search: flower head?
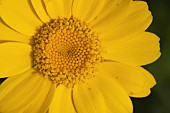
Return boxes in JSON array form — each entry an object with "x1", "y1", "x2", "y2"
[
  {"x1": 0, "y1": 0, "x2": 160, "y2": 113},
  {"x1": 32, "y1": 17, "x2": 102, "y2": 87}
]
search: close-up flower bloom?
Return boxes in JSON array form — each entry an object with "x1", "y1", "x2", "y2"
[{"x1": 0, "y1": 0, "x2": 161, "y2": 113}]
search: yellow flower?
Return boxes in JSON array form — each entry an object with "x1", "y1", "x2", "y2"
[{"x1": 0, "y1": 0, "x2": 160, "y2": 113}]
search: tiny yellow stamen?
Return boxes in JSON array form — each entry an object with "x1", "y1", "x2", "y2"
[{"x1": 33, "y1": 17, "x2": 102, "y2": 87}]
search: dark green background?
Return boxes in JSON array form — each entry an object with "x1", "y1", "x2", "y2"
[
  {"x1": 0, "y1": 1, "x2": 169, "y2": 113},
  {"x1": 132, "y1": 0, "x2": 170, "y2": 113}
]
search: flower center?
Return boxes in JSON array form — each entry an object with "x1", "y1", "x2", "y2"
[{"x1": 33, "y1": 17, "x2": 102, "y2": 87}]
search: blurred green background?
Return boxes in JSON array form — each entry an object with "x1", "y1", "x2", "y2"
[
  {"x1": 0, "y1": 1, "x2": 169, "y2": 113},
  {"x1": 132, "y1": 0, "x2": 170, "y2": 113}
]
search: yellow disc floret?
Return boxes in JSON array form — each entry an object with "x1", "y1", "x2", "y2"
[{"x1": 33, "y1": 17, "x2": 102, "y2": 87}]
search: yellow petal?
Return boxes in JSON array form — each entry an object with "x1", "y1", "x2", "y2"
[
  {"x1": 94, "y1": 1, "x2": 152, "y2": 42},
  {"x1": 103, "y1": 32, "x2": 161, "y2": 66},
  {"x1": 0, "y1": 19, "x2": 31, "y2": 44},
  {"x1": 0, "y1": 0, "x2": 42, "y2": 36},
  {"x1": 94, "y1": 73, "x2": 133, "y2": 113},
  {"x1": 0, "y1": 69, "x2": 55, "y2": 113},
  {"x1": 31, "y1": 0, "x2": 51, "y2": 23},
  {"x1": 0, "y1": 42, "x2": 32, "y2": 78},
  {"x1": 72, "y1": 0, "x2": 106, "y2": 22},
  {"x1": 98, "y1": 62, "x2": 156, "y2": 97},
  {"x1": 91, "y1": 0, "x2": 131, "y2": 26},
  {"x1": 24, "y1": 80, "x2": 55, "y2": 113},
  {"x1": 73, "y1": 81, "x2": 106, "y2": 113},
  {"x1": 43, "y1": 0, "x2": 73, "y2": 19},
  {"x1": 49, "y1": 85, "x2": 76, "y2": 113}
]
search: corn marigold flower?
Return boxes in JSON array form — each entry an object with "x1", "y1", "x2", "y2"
[{"x1": 0, "y1": 0, "x2": 160, "y2": 113}]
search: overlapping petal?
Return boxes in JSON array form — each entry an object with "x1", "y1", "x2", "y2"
[
  {"x1": 93, "y1": 1, "x2": 152, "y2": 42},
  {"x1": 0, "y1": 69, "x2": 55, "y2": 113},
  {"x1": 103, "y1": 32, "x2": 160, "y2": 66},
  {"x1": 43, "y1": 0, "x2": 73, "y2": 19},
  {"x1": 31, "y1": 0, "x2": 51, "y2": 23},
  {"x1": 72, "y1": 0, "x2": 106, "y2": 22},
  {"x1": 94, "y1": 73, "x2": 133, "y2": 113},
  {"x1": 98, "y1": 62, "x2": 156, "y2": 97},
  {"x1": 73, "y1": 81, "x2": 106, "y2": 113},
  {"x1": 91, "y1": 0, "x2": 131, "y2": 26},
  {"x1": 0, "y1": 42, "x2": 32, "y2": 78},
  {"x1": 48, "y1": 85, "x2": 76, "y2": 113},
  {"x1": 0, "y1": 0, "x2": 42, "y2": 36},
  {"x1": 0, "y1": 19, "x2": 31, "y2": 44}
]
